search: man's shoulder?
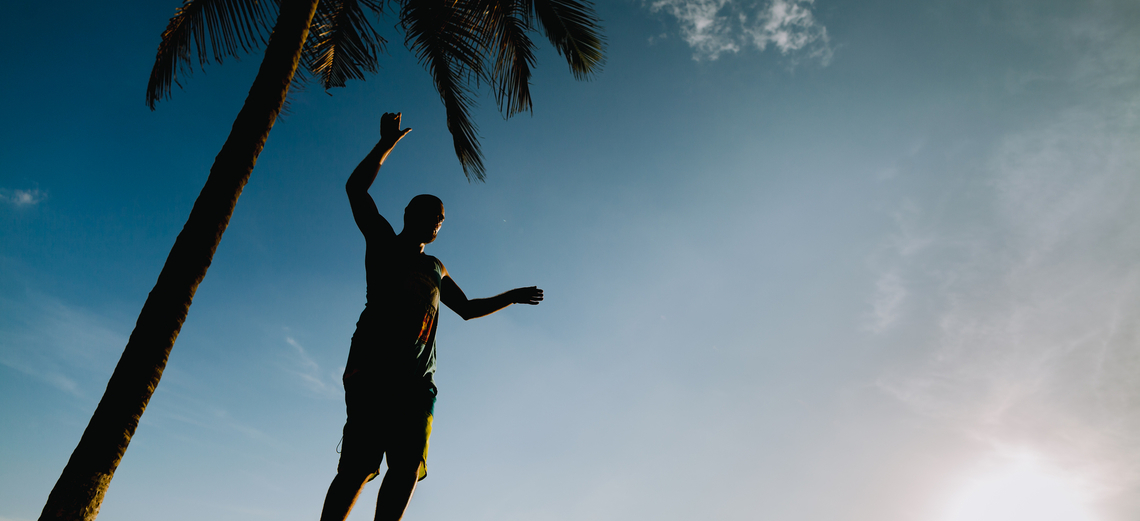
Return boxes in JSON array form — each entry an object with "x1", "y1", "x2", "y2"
[{"x1": 425, "y1": 255, "x2": 447, "y2": 275}]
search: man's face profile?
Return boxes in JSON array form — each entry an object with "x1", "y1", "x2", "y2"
[{"x1": 404, "y1": 195, "x2": 445, "y2": 244}]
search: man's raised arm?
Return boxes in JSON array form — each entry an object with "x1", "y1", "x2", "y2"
[
  {"x1": 441, "y1": 275, "x2": 544, "y2": 321},
  {"x1": 346, "y1": 112, "x2": 412, "y2": 237}
]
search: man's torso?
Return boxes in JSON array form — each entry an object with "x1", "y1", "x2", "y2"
[{"x1": 344, "y1": 247, "x2": 443, "y2": 388}]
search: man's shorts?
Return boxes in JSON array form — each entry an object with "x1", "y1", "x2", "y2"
[{"x1": 339, "y1": 380, "x2": 436, "y2": 481}]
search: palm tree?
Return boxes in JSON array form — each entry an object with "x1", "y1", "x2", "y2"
[{"x1": 38, "y1": 1, "x2": 603, "y2": 519}]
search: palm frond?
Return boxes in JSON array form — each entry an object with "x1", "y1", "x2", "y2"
[
  {"x1": 476, "y1": 0, "x2": 537, "y2": 118},
  {"x1": 147, "y1": 0, "x2": 276, "y2": 109},
  {"x1": 402, "y1": 0, "x2": 489, "y2": 180},
  {"x1": 303, "y1": 0, "x2": 387, "y2": 90},
  {"x1": 278, "y1": 67, "x2": 309, "y2": 118},
  {"x1": 530, "y1": 0, "x2": 604, "y2": 80}
]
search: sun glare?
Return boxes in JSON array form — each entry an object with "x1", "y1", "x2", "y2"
[{"x1": 941, "y1": 452, "x2": 1098, "y2": 521}]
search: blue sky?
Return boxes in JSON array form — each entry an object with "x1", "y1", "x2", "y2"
[{"x1": 2, "y1": 1, "x2": 1139, "y2": 520}]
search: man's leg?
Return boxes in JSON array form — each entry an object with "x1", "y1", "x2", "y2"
[
  {"x1": 373, "y1": 457, "x2": 423, "y2": 521},
  {"x1": 320, "y1": 469, "x2": 379, "y2": 521}
]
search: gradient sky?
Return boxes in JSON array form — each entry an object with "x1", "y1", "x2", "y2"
[{"x1": 2, "y1": 1, "x2": 1138, "y2": 520}]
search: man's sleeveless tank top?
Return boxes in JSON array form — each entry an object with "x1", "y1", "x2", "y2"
[{"x1": 344, "y1": 247, "x2": 441, "y2": 388}]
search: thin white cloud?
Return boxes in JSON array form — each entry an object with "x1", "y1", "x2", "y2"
[
  {"x1": 650, "y1": 0, "x2": 738, "y2": 58},
  {"x1": 867, "y1": 11, "x2": 1140, "y2": 511},
  {"x1": 0, "y1": 288, "x2": 126, "y2": 398},
  {"x1": 866, "y1": 272, "x2": 906, "y2": 333},
  {"x1": 648, "y1": 0, "x2": 832, "y2": 62},
  {"x1": 887, "y1": 200, "x2": 934, "y2": 258},
  {"x1": 877, "y1": 99, "x2": 1140, "y2": 505},
  {"x1": 283, "y1": 335, "x2": 342, "y2": 398},
  {"x1": 140, "y1": 380, "x2": 292, "y2": 451},
  {"x1": 0, "y1": 188, "x2": 45, "y2": 207},
  {"x1": 864, "y1": 201, "x2": 930, "y2": 333}
]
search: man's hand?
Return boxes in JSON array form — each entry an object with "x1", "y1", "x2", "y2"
[
  {"x1": 345, "y1": 112, "x2": 412, "y2": 231},
  {"x1": 507, "y1": 286, "x2": 544, "y2": 305},
  {"x1": 380, "y1": 112, "x2": 412, "y2": 145}
]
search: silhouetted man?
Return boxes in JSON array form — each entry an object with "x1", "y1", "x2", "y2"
[{"x1": 319, "y1": 112, "x2": 543, "y2": 521}]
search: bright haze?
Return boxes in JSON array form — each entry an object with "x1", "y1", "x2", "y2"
[{"x1": 2, "y1": 1, "x2": 1138, "y2": 520}]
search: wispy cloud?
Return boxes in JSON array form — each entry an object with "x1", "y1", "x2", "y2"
[
  {"x1": 862, "y1": 11, "x2": 1140, "y2": 511},
  {"x1": 0, "y1": 188, "x2": 45, "y2": 207},
  {"x1": 0, "y1": 286, "x2": 126, "y2": 398},
  {"x1": 865, "y1": 272, "x2": 906, "y2": 333},
  {"x1": 283, "y1": 334, "x2": 342, "y2": 398},
  {"x1": 648, "y1": 0, "x2": 832, "y2": 63},
  {"x1": 864, "y1": 201, "x2": 931, "y2": 333},
  {"x1": 876, "y1": 99, "x2": 1140, "y2": 502},
  {"x1": 141, "y1": 378, "x2": 291, "y2": 452}
]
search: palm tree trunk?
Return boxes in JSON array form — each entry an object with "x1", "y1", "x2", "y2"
[{"x1": 38, "y1": 1, "x2": 319, "y2": 519}]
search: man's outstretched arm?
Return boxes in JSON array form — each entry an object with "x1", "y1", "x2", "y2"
[
  {"x1": 346, "y1": 112, "x2": 411, "y2": 237},
  {"x1": 441, "y1": 275, "x2": 543, "y2": 321}
]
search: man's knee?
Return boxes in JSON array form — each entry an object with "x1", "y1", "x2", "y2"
[
  {"x1": 384, "y1": 454, "x2": 423, "y2": 478},
  {"x1": 337, "y1": 465, "x2": 380, "y2": 484}
]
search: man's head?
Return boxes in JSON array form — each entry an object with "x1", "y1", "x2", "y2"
[{"x1": 402, "y1": 194, "x2": 445, "y2": 244}]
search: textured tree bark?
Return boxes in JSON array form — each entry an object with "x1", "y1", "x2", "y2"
[{"x1": 38, "y1": 1, "x2": 319, "y2": 519}]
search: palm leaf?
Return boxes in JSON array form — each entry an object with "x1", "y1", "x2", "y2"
[
  {"x1": 303, "y1": 0, "x2": 388, "y2": 90},
  {"x1": 402, "y1": 0, "x2": 489, "y2": 180},
  {"x1": 530, "y1": 0, "x2": 604, "y2": 80},
  {"x1": 147, "y1": 0, "x2": 276, "y2": 109},
  {"x1": 475, "y1": 0, "x2": 537, "y2": 118}
]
